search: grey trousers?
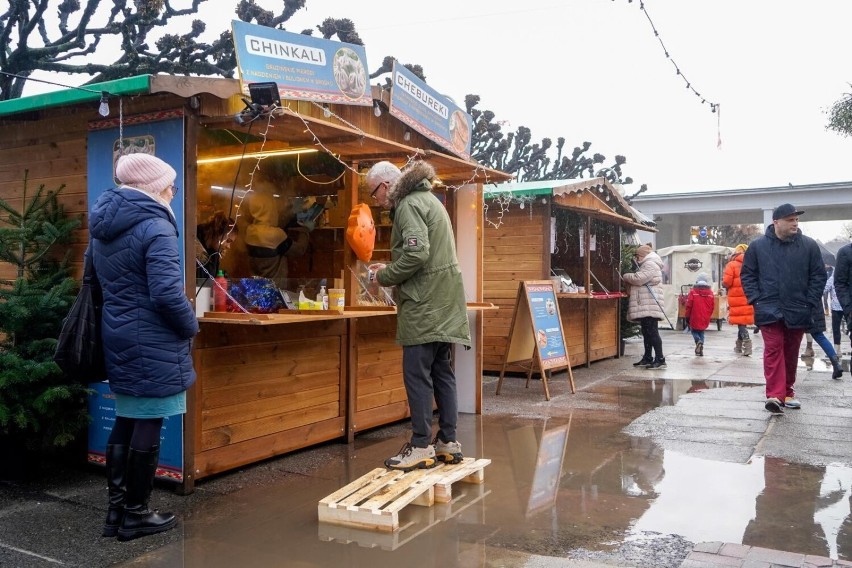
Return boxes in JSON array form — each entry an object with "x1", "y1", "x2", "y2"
[{"x1": 402, "y1": 342, "x2": 458, "y2": 448}]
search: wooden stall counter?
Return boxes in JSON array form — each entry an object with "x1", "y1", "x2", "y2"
[{"x1": 189, "y1": 302, "x2": 495, "y2": 490}]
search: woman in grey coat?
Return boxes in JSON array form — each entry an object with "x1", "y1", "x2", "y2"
[{"x1": 622, "y1": 244, "x2": 667, "y2": 369}]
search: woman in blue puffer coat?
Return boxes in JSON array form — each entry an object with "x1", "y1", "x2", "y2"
[{"x1": 89, "y1": 153, "x2": 198, "y2": 541}]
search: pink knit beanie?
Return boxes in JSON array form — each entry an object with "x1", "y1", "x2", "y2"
[{"x1": 115, "y1": 154, "x2": 176, "y2": 194}]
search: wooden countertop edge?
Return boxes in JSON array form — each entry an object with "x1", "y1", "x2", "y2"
[{"x1": 198, "y1": 302, "x2": 497, "y2": 324}]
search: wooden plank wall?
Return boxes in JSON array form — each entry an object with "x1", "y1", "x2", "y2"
[
  {"x1": 351, "y1": 315, "x2": 408, "y2": 433},
  {"x1": 0, "y1": 107, "x2": 89, "y2": 282},
  {"x1": 483, "y1": 201, "x2": 548, "y2": 372},
  {"x1": 589, "y1": 299, "x2": 619, "y2": 361},
  {"x1": 558, "y1": 298, "x2": 588, "y2": 367},
  {"x1": 192, "y1": 320, "x2": 347, "y2": 479},
  {"x1": 0, "y1": 93, "x2": 190, "y2": 281}
]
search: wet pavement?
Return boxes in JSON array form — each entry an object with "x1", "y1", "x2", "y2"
[{"x1": 2, "y1": 324, "x2": 852, "y2": 567}]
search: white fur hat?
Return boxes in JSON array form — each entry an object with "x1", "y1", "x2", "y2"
[{"x1": 115, "y1": 154, "x2": 176, "y2": 194}]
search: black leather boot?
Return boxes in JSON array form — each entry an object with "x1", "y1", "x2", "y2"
[
  {"x1": 102, "y1": 444, "x2": 129, "y2": 537},
  {"x1": 117, "y1": 446, "x2": 176, "y2": 541},
  {"x1": 830, "y1": 355, "x2": 844, "y2": 379}
]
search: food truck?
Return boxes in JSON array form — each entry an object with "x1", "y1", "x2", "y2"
[
  {"x1": 654, "y1": 244, "x2": 733, "y2": 331},
  {"x1": 0, "y1": 24, "x2": 511, "y2": 492}
]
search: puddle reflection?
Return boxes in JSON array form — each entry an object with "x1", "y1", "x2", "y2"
[{"x1": 118, "y1": 378, "x2": 852, "y2": 566}]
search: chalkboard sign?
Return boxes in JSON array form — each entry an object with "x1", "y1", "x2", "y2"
[{"x1": 496, "y1": 280, "x2": 575, "y2": 400}]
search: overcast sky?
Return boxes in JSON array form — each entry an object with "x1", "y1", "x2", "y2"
[{"x1": 23, "y1": 0, "x2": 852, "y2": 239}]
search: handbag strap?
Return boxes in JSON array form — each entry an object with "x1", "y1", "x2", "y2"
[{"x1": 83, "y1": 240, "x2": 103, "y2": 302}]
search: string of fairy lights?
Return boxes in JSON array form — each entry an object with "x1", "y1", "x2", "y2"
[{"x1": 626, "y1": 0, "x2": 720, "y2": 116}]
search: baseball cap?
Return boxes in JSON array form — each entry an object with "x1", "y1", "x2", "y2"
[{"x1": 772, "y1": 203, "x2": 804, "y2": 220}]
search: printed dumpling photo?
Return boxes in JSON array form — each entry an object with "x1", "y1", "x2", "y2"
[{"x1": 333, "y1": 48, "x2": 367, "y2": 99}]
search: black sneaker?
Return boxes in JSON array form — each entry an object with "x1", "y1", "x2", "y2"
[
  {"x1": 764, "y1": 397, "x2": 784, "y2": 414},
  {"x1": 633, "y1": 357, "x2": 653, "y2": 368},
  {"x1": 648, "y1": 358, "x2": 667, "y2": 369}
]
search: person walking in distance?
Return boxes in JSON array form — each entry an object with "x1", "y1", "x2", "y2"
[
  {"x1": 685, "y1": 273, "x2": 715, "y2": 356},
  {"x1": 622, "y1": 243, "x2": 667, "y2": 369},
  {"x1": 833, "y1": 241, "x2": 852, "y2": 356},
  {"x1": 90, "y1": 154, "x2": 199, "y2": 540},
  {"x1": 366, "y1": 160, "x2": 470, "y2": 471},
  {"x1": 740, "y1": 204, "x2": 826, "y2": 414},
  {"x1": 723, "y1": 243, "x2": 755, "y2": 356},
  {"x1": 824, "y1": 268, "x2": 845, "y2": 378}
]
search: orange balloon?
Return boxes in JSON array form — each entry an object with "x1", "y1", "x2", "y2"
[{"x1": 346, "y1": 203, "x2": 376, "y2": 262}]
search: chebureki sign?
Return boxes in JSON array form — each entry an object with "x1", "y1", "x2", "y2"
[
  {"x1": 389, "y1": 61, "x2": 473, "y2": 160},
  {"x1": 232, "y1": 20, "x2": 371, "y2": 106}
]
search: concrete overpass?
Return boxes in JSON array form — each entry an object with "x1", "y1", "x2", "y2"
[{"x1": 631, "y1": 181, "x2": 852, "y2": 248}]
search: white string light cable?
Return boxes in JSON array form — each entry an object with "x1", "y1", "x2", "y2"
[{"x1": 483, "y1": 192, "x2": 513, "y2": 229}]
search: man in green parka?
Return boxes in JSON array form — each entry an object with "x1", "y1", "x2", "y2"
[{"x1": 367, "y1": 160, "x2": 471, "y2": 471}]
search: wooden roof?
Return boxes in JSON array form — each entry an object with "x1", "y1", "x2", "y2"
[
  {"x1": 486, "y1": 176, "x2": 656, "y2": 231},
  {"x1": 0, "y1": 75, "x2": 510, "y2": 186}
]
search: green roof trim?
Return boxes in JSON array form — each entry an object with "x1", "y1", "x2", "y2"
[
  {"x1": 483, "y1": 186, "x2": 552, "y2": 198},
  {"x1": 483, "y1": 178, "x2": 572, "y2": 198},
  {"x1": 0, "y1": 75, "x2": 153, "y2": 117}
]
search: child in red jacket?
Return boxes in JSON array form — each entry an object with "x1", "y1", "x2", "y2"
[{"x1": 685, "y1": 273, "x2": 716, "y2": 356}]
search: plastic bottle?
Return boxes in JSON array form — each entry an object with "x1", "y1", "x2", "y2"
[
  {"x1": 317, "y1": 287, "x2": 328, "y2": 310},
  {"x1": 317, "y1": 279, "x2": 328, "y2": 310},
  {"x1": 214, "y1": 270, "x2": 228, "y2": 312}
]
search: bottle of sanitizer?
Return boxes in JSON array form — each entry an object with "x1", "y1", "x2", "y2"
[{"x1": 317, "y1": 279, "x2": 328, "y2": 310}]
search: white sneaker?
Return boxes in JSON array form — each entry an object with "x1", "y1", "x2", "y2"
[
  {"x1": 433, "y1": 438, "x2": 464, "y2": 464},
  {"x1": 384, "y1": 443, "x2": 437, "y2": 471}
]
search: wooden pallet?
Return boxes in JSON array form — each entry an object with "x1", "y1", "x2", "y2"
[{"x1": 317, "y1": 457, "x2": 491, "y2": 532}]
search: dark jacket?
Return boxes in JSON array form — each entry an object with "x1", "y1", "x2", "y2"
[
  {"x1": 89, "y1": 187, "x2": 199, "y2": 397},
  {"x1": 740, "y1": 225, "x2": 826, "y2": 329},
  {"x1": 834, "y1": 244, "x2": 852, "y2": 317},
  {"x1": 376, "y1": 162, "x2": 470, "y2": 347}
]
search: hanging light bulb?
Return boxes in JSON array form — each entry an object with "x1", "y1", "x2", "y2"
[
  {"x1": 403, "y1": 130, "x2": 411, "y2": 141},
  {"x1": 98, "y1": 91, "x2": 110, "y2": 117},
  {"x1": 373, "y1": 102, "x2": 382, "y2": 117},
  {"x1": 323, "y1": 104, "x2": 331, "y2": 118}
]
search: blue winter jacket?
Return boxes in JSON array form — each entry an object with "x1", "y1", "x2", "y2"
[
  {"x1": 88, "y1": 187, "x2": 199, "y2": 397},
  {"x1": 740, "y1": 225, "x2": 826, "y2": 329}
]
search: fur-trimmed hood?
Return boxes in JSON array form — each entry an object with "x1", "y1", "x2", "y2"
[{"x1": 387, "y1": 161, "x2": 437, "y2": 209}]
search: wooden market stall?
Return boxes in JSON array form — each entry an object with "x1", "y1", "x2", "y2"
[
  {"x1": 0, "y1": 73, "x2": 510, "y2": 492},
  {"x1": 482, "y1": 178, "x2": 655, "y2": 373}
]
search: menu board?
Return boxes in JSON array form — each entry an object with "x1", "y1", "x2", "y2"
[
  {"x1": 497, "y1": 281, "x2": 575, "y2": 400},
  {"x1": 504, "y1": 281, "x2": 568, "y2": 370}
]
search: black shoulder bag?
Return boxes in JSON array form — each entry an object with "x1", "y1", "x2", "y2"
[{"x1": 53, "y1": 247, "x2": 106, "y2": 383}]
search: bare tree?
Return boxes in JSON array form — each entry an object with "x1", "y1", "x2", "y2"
[
  {"x1": 693, "y1": 224, "x2": 762, "y2": 247},
  {"x1": 464, "y1": 94, "x2": 643, "y2": 186},
  {"x1": 0, "y1": 0, "x2": 314, "y2": 100},
  {"x1": 1, "y1": 3, "x2": 643, "y2": 188}
]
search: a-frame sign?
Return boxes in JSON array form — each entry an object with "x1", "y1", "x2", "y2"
[{"x1": 496, "y1": 280, "x2": 575, "y2": 400}]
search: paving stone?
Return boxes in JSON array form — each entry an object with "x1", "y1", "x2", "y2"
[
  {"x1": 802, "y1": 555, "x2": 834, "y2": 567},
  {"x1": 720, "y1": 543, "x2": 752, "y2": 559},
  {"x1": 746, "y1": 546, "x2": 806, "y2": 566},
  {"x1": 740, "y1": 560, "x2": 772, "y2": 568},
  {"x1": 687, "y1": 551, "x2": 744, "y2": 566},
  {"x1": 693, "y1": 542, "x2": 726, "y2": 554},
  {"x1": 680, "y1": 559, "x2": 725, "y2": 568}
]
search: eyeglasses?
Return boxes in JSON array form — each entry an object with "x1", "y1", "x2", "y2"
[
  {"x1": 169, "y1": 184, "x2": 179, "y2": 195},
  {"x1": 370, "y1": 181, "x2": 386, "y2": 199}
]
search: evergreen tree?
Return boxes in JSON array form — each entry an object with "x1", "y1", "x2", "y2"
[{"x1": 0, "y1": 172, "x2": 90, "y2": 450}]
